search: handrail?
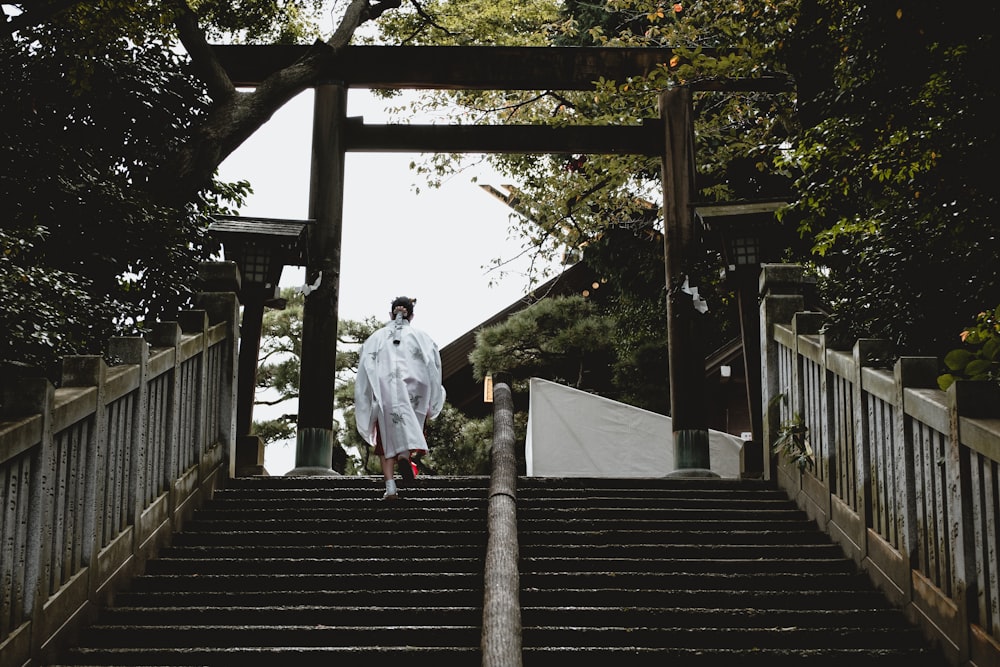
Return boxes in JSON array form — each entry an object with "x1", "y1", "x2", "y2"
[
  {"x1": 0, "y1": 286, "x2": 239, "y2": 666},
  {"x1": 481, "y1": 373, "x2": 522, "y2": 666},
  {"x1": 759, "y1": 263, "x2": 1000, "y2": 667}
]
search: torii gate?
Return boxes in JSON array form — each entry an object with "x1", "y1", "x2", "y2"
[{"x1": 213, "y1": 45, "x2": 789, "y2": 476}]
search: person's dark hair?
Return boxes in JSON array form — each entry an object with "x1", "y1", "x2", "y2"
[{"x1": 390, "y1": 296, "x2": 415, "y2": 319}]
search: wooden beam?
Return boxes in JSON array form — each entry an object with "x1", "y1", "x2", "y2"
[
  {"x1": 213, "y1": 45, "x2": 682, "y2": 89},
  {"x1": 342, "y1": 119, "x2": 663, "y2": 155}
]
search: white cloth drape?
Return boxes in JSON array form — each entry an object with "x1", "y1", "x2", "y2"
[
  {"x1": 526, "y1": 377, "x2": 744, "y2": 477},
  {"x1": 354, "y1": 318, "x2": 445, "y2": 459}
]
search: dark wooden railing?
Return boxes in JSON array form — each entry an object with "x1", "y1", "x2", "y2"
[
  {"x1": 0, "y1": 285, "x2": 238, "y2": 666},
  {"x1": 482, "y1": 373, "x2": 522, "y2": 666},
  {"x1": 760, "y1": 264, "x2": 1000, "y2": 667}
]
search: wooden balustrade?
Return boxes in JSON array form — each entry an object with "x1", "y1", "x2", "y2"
[
  {"x1": 760, "y1": 263, "x2": 1000, "y2": 666},
  {"x1": 0, "y1": 277, "x2": 239, "y2": 666}
]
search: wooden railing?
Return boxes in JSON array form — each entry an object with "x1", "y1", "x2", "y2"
[
  {"x1": 482, "y1": 373, "x2": 522, "y2": 666},
  {"x1": 0, "y1": 286, "x2": 239, "y2": 666},
  {"x1": 759, "y1": 264, "x2": 1000, "y2": 667}
]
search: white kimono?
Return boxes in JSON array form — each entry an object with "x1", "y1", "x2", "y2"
[{"x1": 354, "y1": 317, "x2": 445, "y2": 459}]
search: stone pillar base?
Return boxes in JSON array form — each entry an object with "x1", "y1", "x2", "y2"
[{"x1": 286, "y1": 427, "x2": 338, "y2": 476}]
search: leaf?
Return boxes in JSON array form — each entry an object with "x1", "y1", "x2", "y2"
[
  {"x1": 943, "y1": 348, "x2": 974, "y2": 372},
  {"x1": 965, "y1": 359, "x2": 994, "y2": 377},
  {"x1": 937, "y1": 374, "x2": 956, "y2": 391}
]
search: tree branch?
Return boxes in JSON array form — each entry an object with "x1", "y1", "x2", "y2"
[
  {"x1": 170, "y1": 0, "x2": 235, "y2": 103},
  {"x1": 166, "y1": 0, "x2": 406, "y2": 201},
  {"x1": 328, "y1": 0, "x2": 402, "y2": 49},
  {"x1": 409, "y1": 0, "x2": 457, "y2": 37},
  {"x1": 255, "y1": 396, "x2": 299, "y2": 407}
]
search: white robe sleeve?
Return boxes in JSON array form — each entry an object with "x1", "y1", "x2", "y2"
[
  {"x1": 424, "y1": 335, "x2": 445, "y2": 421},
  {"x1": 353, "y1": 332, "x2": 382, "y2": 446}
]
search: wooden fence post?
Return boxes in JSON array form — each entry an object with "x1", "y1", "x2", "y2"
[
  {"x1": 758, "y1": 264, "x2": 806, "y2": 483},
  {"x1": 107, "y1": 337, "x2": 150, "y2": 557},
  {"x1": 59, "y1": 357, "x2": 108, "y2": 593},
  {"x1": 1, "y1": 378, "x2": 56, "y2": 662},
  {"x1": 946, "y1": 381, "x2": 1000, "y2": 663},
  {"x1": 194, "y1": 282, "x2": 240, "y2": 479},
  {"x1": 885, "y1": 356, "x2": 939, "y2": 606}
]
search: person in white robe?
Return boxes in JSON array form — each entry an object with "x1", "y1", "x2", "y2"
[{"x1": 354, "y1": 296, "x2": 445, "y2": 500}]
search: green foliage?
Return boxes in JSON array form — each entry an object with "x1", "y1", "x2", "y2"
[
  {"x1": 252, "y1": 415, "x2": 298, "y2": 448},
  {"x1": 1, "y1": 8, "x2": 248, "y2": 375},
  {"x1": 580, "y1": 223, "x2": 739, "y2": 413},
  {"x1": 379, "y1": 0, "x2": 798, "y2": 232},
  {"x1": 772, "y1": 413, "x2": 814, "y2": 472},
  {"x1": 767, "y1": 393, "x2": 813, "y2": 471},
  {"x1": 938, "y1": 306, "x2": 1000, "y2": 390},
  {"x1": 253, "y1": 290, "x2": 379, "y2": 448},
  {"x1": 470, "y1": 295, "x2": 617, "y2": 393},
  {"x1": 372, "y1": 0, "x2": 558, "y2": 46},
  {"x1": 422, "y1": 405, "x2": 495, "y2": 476},
  {"x1": 778, "y1": 1, "x2": 999, "y2": 355},
  {"x1": 189, "y1": 0, "x2": 328, "y2": 43},
  {"x1": 255, "y1": 289, "x2": 305, "y2": 403},
  {"x1": 0, "y1": 227, "x2": 115, "y2": 374}
]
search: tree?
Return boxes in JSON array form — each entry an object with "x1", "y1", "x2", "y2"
[
  {"x1": 375, "y1": 0, "x2": 801, "y2": 285},
  {"x1": 1, "y1": 0, "x2": 406, "y2": 375},
  {"x1": 382, "y1": 0, "x2": 998, "y2": 364},
  {"x1": 579, "y1": 222, "x2": 740, "y2": 414},
  {"x1": 251, "y1": 288, "x2": 380, "y2": 469},
  {"x1": 1, "y1": 4, "x2": 251, "y2": 374},
  {"x1": 775, "y1": 1, "x2": 999, "y2": 355},
  {"x1": 419, "y1": 405, "x2": 494, "y2": 476},
  {"x1": 470, "y1": 295, "x2": 618, "y2": 395}
]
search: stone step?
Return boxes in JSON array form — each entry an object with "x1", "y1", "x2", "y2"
[
  {"x1": 517, "y1": 496, "x2": 805, "y2": 518},
  {"x1": 195, "y1": 499, "x2": 487, "y2": 512},
  {"x1": 98, "y1": 605, "x2": 482, "y2": 625},
  {"x1": 518, "y1": 605, "x2": 914, "y2": 628},
  {"x1": 178, "y1": 517, "x2": 488, "y2": 533},
  {"x1": 516, "y1": 477, "x2": 775, "y2": 491},
  {"x1": 519, "y1": 556, "x2": 856, "y2": 574},
  {"x1": 171, "y1": 529, "x2": 487, "y2": 547},
  {"x1": 518, "y1": 543, "x2": 844, "y2": 558},
  {"x1": 517, "y1": 507, "x2": 808, "y2": 520},
  {"x1": 144, "y1": 556, "x2": 484, "y2": 575},
  {"x1": 72, "y1": 624, "x2": 481, "y2": 648},
  {"x1": 516, "y1": 523, "x2": 831, "y2": 542},
  {"x1": 518, "y1": 625, "x2": 930, "y2": 649},
  {"x1": 59, "y1": 645, "x2": 480, "y2": 666},
  {"x1": 518, "y1": 646, "x2": 942, "y2": 666},
  {"x1": 55, "y1": 645, "x2": 937, "y2": 667},
  {"x1": 221, "y1": 476, "x2": 488, "y2": 495},
  {"x1": 114, "y1": 587, "x2": 485, "y2": 608},
  {"x1": 520, "y1": 587, "x2": 898, "y2": 610},
  {"x1": 518, "y1": 570, "x2": 873, "y2": 590},
  {"x1": 160, "y1": 543, "x2": 486, "y2": 558},
  {"x1": 128, "y1": 572, "x2": 483, "y2": 593}
]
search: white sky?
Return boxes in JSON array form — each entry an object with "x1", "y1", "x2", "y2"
[{"x1": 217, "y1": 88, "x2": 555, "y2": 348}]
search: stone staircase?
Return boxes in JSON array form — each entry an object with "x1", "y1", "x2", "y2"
[
  {"x1": 51, "y1": 475, "x2": 945, "y2": 665},
  {"x1": 56, "y1": 476, "x2": 490, "y2": 665},
  {"x1": 518, "y1": 477, "x2": 943, "y2": 665}
]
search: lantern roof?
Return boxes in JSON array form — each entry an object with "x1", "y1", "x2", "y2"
[{"x1": 209, "y1": 215, "x2": 312, "y2": 267}]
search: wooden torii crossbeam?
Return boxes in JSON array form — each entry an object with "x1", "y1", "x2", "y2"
[{"x1": 214, "y1": 44, "x2": 788, "y2": 476}]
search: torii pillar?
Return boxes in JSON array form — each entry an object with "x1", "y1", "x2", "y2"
[
  {"x1": 660, "y1": 87, "x2": 716, "y2": 477},
  {"x1": 290, "y1": 83, "x2": 346, "y2": 475}
]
